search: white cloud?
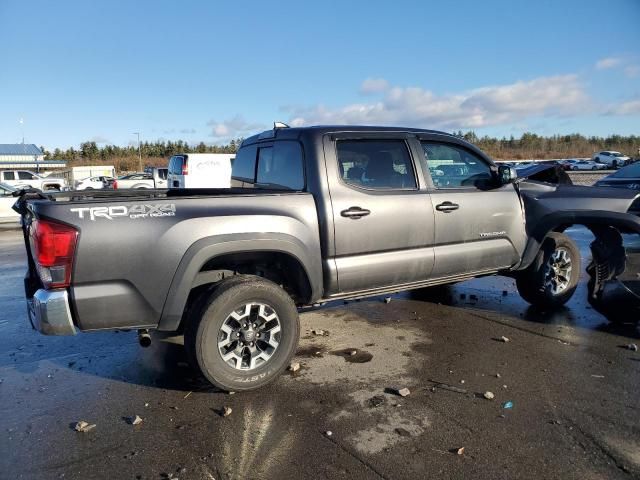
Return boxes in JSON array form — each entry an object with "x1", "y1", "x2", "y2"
[
  {"x1": 596, "y1": 57, "x2": 622, "y2": 70},
  {"x1": 287, "y1": 75, "x2": 591, "y2": 131},
  {"x1": 360, "y1": 78, "x2": 390, "y2": 94},
  {"x1": 207, "y1": 115, "x2": 265, "y2": 141},
  {"x1": 89, "y1": 135, "x2": 109, "y2": 143},
  {"x1": 608, "y1": 99, "x2": 640, "y2": 116}
]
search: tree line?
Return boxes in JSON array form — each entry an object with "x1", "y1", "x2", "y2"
[
  {"x1": 452, "y1": 131, "x2": 640, "y2": 160},
  {"x1": 41, "y1": 139, "x2": 244, "y2": 171},
  {"x1": 40, "y1": 132, "x2": 640, "y2": 172}
]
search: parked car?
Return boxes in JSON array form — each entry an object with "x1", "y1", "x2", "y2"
[
  {"x1": 0, "y1": 183, "x2": 20, "y2": 223},
  {"x1": 0, "y1": 170, "x2": 66, "y2": 191},
  {"x1": 75, "y1": 176, "x2": 115, "y2": 190},
  {"x1": 167, "y1": 153, "x2": 234, "y2": 188},
  {"x1": 15, "y1": 125, "x2": 640, "y2": 392},
  {"x1": 113, "y1": 168, "x2": 167, "y2": 189},
  {"x1": 592, "y1": 151, "x2": 631, "y2": 169},
  {"x1": 570, "y1": 160, "x2": 607, "y2": 171},
  {"x1": 594, "y1": 162, "x2": 640, "y2": 190}
]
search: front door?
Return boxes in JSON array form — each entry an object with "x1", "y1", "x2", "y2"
[
  {"x1": 419, "y1": 140, "x2": 526, "y2": 278},
  {"x1": 326, "y1": 134, "x2": 435, "y2": 293}
]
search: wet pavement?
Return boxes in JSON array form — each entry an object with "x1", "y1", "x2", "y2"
[{"x1": 1, "y1": 227, "x2": 639, "y2": 480}]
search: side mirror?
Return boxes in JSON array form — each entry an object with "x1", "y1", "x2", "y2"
[{"x1": 498, "y1": 165, "x2": 518, "y2": 185}]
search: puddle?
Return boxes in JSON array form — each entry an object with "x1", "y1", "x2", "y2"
[{"x1": 295, "y1": 344, "x2": 326, "y2": 358}]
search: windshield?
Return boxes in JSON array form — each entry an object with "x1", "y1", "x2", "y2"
[{"x1": 611, "y1": 163, "x2": 640, "y2": 178}]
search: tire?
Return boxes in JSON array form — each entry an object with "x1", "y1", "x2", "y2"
[
  {"x1": 592, "y1": 166, "x2": 597, "y2": 170},
  {"x1": 516, "y1": 232, "x2": 581, "y2": 309},
  {"x1": 184, "y1": 275, "x2": 300, "y2": 391},
  {"x1": 612, "y1": 160, "x2": 618, "y2": 169}
]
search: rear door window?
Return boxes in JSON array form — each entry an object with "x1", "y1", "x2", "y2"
[
  {"x1": 336, "y1": 140, "x2": 417, "y2": 189},
  {"x1": 18, "y1": 171, "x2": 35, "y2": 180},
  {"x1": 3, "y1": 172, "x2": 15, "y2": 180}
]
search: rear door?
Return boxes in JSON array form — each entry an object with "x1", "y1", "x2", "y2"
[
  {"x1": 419, "y1": 138, "x2": 526, "y2": 278},
  {"x1": 324, "y1": 133, "x2": 435, "y2": 293}
]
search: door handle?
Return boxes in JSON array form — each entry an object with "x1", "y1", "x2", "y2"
[
  {"x1": 341, "y1": 206, "x2": 371, "y2": 219},
  {"x1": 435, "y1": 201, "x2": 459, "y2": 212}
]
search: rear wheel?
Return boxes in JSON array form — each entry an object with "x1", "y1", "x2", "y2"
[
  {"x1": 516, "y1": 232, "x2": 580, "y2": 309},
  {"x1": 185, "y1": 276, "x2": 300, "y2": 391}
]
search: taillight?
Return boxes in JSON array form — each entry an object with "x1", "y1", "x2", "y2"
[
  {"x1": 29, "y1": 219, "x2": 78, "y2": 289},
  {"x1": 113, "y1": 179, "x2": 118, "y2": 189},
  {"x1": 182, "y1": 160, "x2": 188, "y2": 175}
]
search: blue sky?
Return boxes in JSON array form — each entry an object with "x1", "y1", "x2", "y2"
[{"x1": 0, "y1": 0, "x2": 639, "y2": 149}]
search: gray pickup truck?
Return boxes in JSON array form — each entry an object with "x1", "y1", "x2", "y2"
[{"x1": 15, "y1": 125, "x2": 640, "y2": 391}]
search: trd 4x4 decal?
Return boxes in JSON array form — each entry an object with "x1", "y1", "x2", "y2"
[{"x1": 70, "y1": 204, "x2": 176, "y2": 221}]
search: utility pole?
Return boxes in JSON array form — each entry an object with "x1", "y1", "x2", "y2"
[{"x1": 132, "y1": 132, "x2": 142, "y2": 172}]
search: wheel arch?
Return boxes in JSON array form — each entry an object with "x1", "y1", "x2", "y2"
[
  {"x1": 158, "y1": 234, "x2": 321, "y2": 331},
  {"x1": 516, "y1": 210, "x2": 640, "y2": 271}
]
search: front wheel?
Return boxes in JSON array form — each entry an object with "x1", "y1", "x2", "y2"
[
  {"x1": 185, "y1": 276, "x2": 300, "y2": 391},
  {"x1": 516, "y1": 232, "x2": 581, "y2": 309}
]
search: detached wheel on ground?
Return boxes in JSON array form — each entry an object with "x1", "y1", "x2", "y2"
[
  {"x1": 185, "y1": 275, "x2": 300, "y2": 391},
  {"x1": 516, "y1": 232, "x2": 581, "y2": 309}
]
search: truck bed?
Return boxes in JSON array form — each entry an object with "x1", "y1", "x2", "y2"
[{"x1": 19, "y1": 187, "x2": 323, "y2": 331}]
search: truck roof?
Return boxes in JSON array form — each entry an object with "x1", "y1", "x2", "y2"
[{"x1": 243, "y1": 125, "x2": 452, "y2": 145}]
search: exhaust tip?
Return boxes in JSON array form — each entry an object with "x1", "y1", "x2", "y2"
[{"x1": 138, "y1": 329, "x2": 151, "y2": 348}]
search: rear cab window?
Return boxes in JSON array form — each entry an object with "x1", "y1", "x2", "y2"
[{"x1": 232, "y1": 141, "x2": 305, "y2": 190}]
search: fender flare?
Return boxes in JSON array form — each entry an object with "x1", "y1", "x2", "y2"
[
  {"x1": 516, "y1": 210, "x2": 640, "y2": 270},
  {"x1": 157, "y1": 233, "x2": 322, "y2": 331}
]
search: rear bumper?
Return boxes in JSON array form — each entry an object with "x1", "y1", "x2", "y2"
[{"x1": 27, "y1": 289, "x2": 76, "y2": 335}]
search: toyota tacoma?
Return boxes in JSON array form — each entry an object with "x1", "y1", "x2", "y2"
[{"x1": 14, "y1": 125, "x2": 640, "y2": 391}]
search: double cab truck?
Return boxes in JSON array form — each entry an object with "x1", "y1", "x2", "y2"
[
  {"x1": 14, "y1": 125, "x2": 640, "y2": 391},
  {"x1": 2, "y1": 169, "x2": 66, "y2": 191}
]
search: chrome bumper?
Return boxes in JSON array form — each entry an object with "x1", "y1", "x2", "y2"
[{"x1": 27, "y1": 289, "x2": 76, "y2": 336}]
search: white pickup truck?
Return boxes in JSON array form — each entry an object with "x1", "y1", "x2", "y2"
[
  {"x1": 113, "y1": 168, "x2": 168, "y2": 189},
  {"x1": 0, "y1": 170, "x2": 66, "y2": 191}
]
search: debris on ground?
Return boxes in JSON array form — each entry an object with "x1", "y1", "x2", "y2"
[
  {"x1": 289, "y1": 362, "x2": 301, "y2": 373},
  {"x1": 311, "y1": 329, "x2": 327, "y2": 336},
  {"x1": 144, "y1": 402, "x2": 149, "y2": 407},
  {"x1": 455, "y1": 447, "x2": 465, "y2": 455},
  {"x1": 387, "y1": 386, "x2": 410, "y2": 397},
  {"x1": 495, "y1": 373, "x2": 501, "y2": 378},
  {"x1": 349, "y1": 350, "x2": 357, "y2": 356},
  {"x1": 497, "y1": 336, "x2": 510, "y2": 343},
  {"x1": 483, "y1": 391, "x2": 495, "y2": 400},
  {"x1": 428, "y1": 380, "x2": 468, "y2": 394},
  {"x1": 626, "y1": 343, "x2": 638, "y2": 351},
  {"x1": 384, "y1": 297, "x2": 392, "y2": 304},
  {"x1": 368, "y1": 395, "x2": 386, "y2": 408},
  {"x1": 221, "y1": 406, "x2": 233, "y2": 417},
  {"x1": 502, "y1": 401, "x2": 513, "y2": 409},
  {"x1": 460, "y1": 380, "x2": 465, "y2": 384},
  {"x1": 127, "y1": 415, "x2": 143, "y2": 425},
  {"x1": 591, "y1": 374, "x2": 605, "y2": 379},
  {"x1": 183, "y1": 391, "x2": 192, "y2": 399},
  {"x1": 395, "y1": 427, "x2": 411, "y2": 437},
  {"x1": 74, "y1": 421, "x2": 96, "y2": 432},
  {"x1": 325, "y1": 430, "x2": 332, "y2": 436}
]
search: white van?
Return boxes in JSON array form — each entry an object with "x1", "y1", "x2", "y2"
[{"x1": 167, "y1": 153, "x2": 234, "y2": 188}]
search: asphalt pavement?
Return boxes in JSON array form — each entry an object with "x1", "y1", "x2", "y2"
[{"x1": 0, "y1": 227, "x2": 639, "y2": 480}]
